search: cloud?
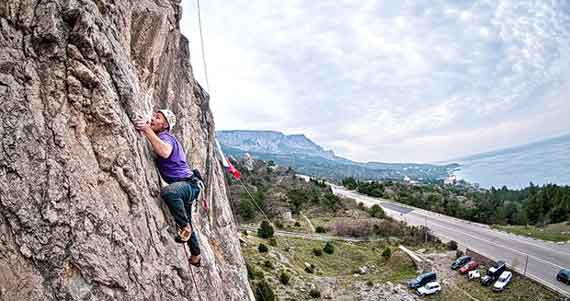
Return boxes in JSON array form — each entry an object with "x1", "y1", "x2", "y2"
[{"x1": 180, "y1": 0, "x2": 570, "y2": 163}]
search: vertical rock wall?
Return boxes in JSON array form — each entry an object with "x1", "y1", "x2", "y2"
[{"x1": 0, "y1": 0, "x2": 253, "y2": 300}]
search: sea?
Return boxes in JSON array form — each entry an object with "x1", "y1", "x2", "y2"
[{"x1": 450, "y1": 133, "x2": 570, "y2": 189}]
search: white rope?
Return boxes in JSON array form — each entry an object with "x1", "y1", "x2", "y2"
[{"x1": 196, "y1": 0, "x2": 210, "y2": 91}]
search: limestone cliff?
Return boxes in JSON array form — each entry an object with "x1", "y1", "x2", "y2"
[{"x1": 0, "y1": 0, "x2": 253, "y2": 300}]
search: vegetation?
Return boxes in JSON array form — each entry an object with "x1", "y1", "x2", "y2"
[
  {"x1": 343, "y1": 178, "x2": 570, "y2": 228},
  {"x1": 381, "y1": 247, "x2": 392, "y2": 260},
  {"x1": 368, "y1": 204, "x2": 385, "y2": 218},
  {"x1": 258, "y1": 243, "x2": 268, "y2": 253},
  {"x1": 312, "y1": 248, "x2": 323, "y2": 256},
  {"x1": 253, "y1": 280, "x2": 275, "y2": 301},
  {"x1": 309, "y1": 289, "x2": 321, "y2": 298},
  {"x1": 257, "y1": 221, "x2": 274, "y2": 239},
  {"x1": 263, "y1": 260, "x2": 273, "y2": 269},
  {"x1": 323, "y1": 241, "x2": 334, "y2": 254},
  {"x1": 315, "y1": 226, "x2": 326, "y2": 233},
  {"x1": 447, "y1": 240, "x2": 458, "y2": 250},
  {"x1": 279, "y1": 271, "x2": 290, "y2": 285},
  {"x1": 492, "y1": 223, "x2": 570, "y2": 242}
]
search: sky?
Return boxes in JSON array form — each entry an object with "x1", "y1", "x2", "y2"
[{"x1": 180, "y1": 0, "x2": 570, "y2": 163}]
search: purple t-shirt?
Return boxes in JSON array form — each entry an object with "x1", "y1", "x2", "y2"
[{"x1": 157, "y1": 131, "x2": 193, "y2": 184}]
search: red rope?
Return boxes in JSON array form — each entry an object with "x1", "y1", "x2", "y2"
[{"x1": 183, "y1": 244, "x2": 204, "y2": 301}]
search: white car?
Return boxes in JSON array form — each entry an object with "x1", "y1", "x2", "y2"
[
  {"x1": 417, "y1": 281, "x2": 442, "y2": 296},
  {"x1": 468, "y1": 269, "x2": 481, "y2": 280},
  {"x1": 492, "y1": 271, "x2": 512, "y2": 292}
]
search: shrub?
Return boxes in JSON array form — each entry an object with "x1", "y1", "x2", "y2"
[
  {"x1": 254, "y1": 280, "x2": 275, "y2": 301},
  {"x1": 279, "y1": 271, "x2": 290, "y2": 285},
  {"x1": 268, "y1": 238, "x2": 278, "y2": 247},
  {"x1": 366, "y1": 280, "x2": 374, "y2": 287},
  {"x1": 315, "y1": 226, "x2": 326, "y2": 233},
  {"x1": 263, "y1": 260, "x2": 273, "y2": 269},
  {"x1": 309, "y1": 289, "x2": 321, "y2": 298},
  {"x1": 447, "y1": 240, "x2": 458, "y2": 251},
  {"x1": 323, "y1": 242, "x2": 334, "y2": 254},
  {"x1": 381, "y1": 247, "x2": 392, "y2": 260},
  {"x1": 247, "y1": 262, "x2": 263, "y2": 280},
  {"x1": 258, "y1": 221, "x2": 274, "y2": 239},
  {"x1": 294, "y1": 221, "x2": 301, "y2": 227},
  {"x1": 368, "y1": 204, "x2": 385, "y2": 218},
  {"x1": 312, "y1": 248, "x2": 323, "y2": 256},
  {"x1": 456, "y1": 249, "x2": 464, "y2": 259},
  {"x1": 242, "y1": 230, "x2": 248, "y2": 236},
  {"x1": 239, "y1": 199, "x2": 256, "y2": 219},
  {"x1": 258, "y1": 243, "x2": 269, "y2": 253},
  {"x1": 331, "y1": 219, "x2": 381, "y2": 237},
  {"x1": 274, "y1": 220, "x2": 284, "y2": 229}
]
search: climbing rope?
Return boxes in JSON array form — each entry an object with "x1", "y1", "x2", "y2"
[
  {"x1": 196, "y1": 0, "x2": 210, "y2": 91},
  {"x1": 182, "y1": 244, "x2": 204, "y2": 301}
]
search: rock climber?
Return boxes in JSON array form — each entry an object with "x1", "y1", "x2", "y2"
[{"x1": 134, "y1": 110, "x2": 201, "y2": 267}]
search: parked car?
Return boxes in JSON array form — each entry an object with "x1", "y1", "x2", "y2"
[
  {"x1": 459, "y1": 261, "x2": 479, "y2": 274},
  {"x1": 557, "y1": 269, "x2": 570, "y2": 285},
  {"x1": 492, "y1": 271, "x2": 513, "y2": 292},
  {"x1": 481, "y1": 260, "x2": 506, "y2": 286},
  {"x1": 451, "y1": 255, "x2": 472, "y2": 270},
  {"x1": 416, "y1": 281, "x2": 442, "y2": 296},
  {"x1": 468, "y1": 269, "x2": 481, "y2": 281},
  {"x1": 408, "y1": 272, "x2": 437, "y2": 289}
]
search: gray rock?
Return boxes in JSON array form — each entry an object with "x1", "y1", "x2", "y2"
[
  {"x1": 358, "y1": 266, "x2": 370, "y2": 274},
  {"x1": 0, "y1": 1, "x2": 253, "y2": 300}
]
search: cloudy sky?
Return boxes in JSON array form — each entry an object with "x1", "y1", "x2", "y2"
[{"x1": 180, "y1": 0, "x2": 570, "y2": 163}]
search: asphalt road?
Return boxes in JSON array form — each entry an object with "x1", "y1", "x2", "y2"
[{"x1": 332, "y1": 185, "x2": 570, "y2": 297}]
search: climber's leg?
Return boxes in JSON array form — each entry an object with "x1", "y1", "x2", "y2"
[{"x1": 161, "y1": 182, "x2": 193, "y2": 241}]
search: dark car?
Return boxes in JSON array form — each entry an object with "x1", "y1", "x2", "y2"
[
  {"x1": 481, "y1": 260, "x2": 506, "y2": 286},
  {"x1": 408, "y1": 272, "x2": 437, "y2": 289},
  {"x1": 451, "y1": 256, "x2": 472, "y2": 270},
  {"x1": 557, "y1": 269, "x2": 570, "y2": 285}
]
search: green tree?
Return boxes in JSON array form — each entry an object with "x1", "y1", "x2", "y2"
[
  {"x1": 257, "y1": 221, "x2": 274, "y2": 238},
  {"x1": 258, "y1": 243, "x2": 269, "y2": 253},
  {"x1": 342, "y1": 177, "x2": 358, "y2": 190},
  {"x1": 368, "y1": 204, "x2": 385, "y2": 218},
  {"x1": 323, "y1": 242, "x2": 334, "y2": 254},
  {"x1": 254, "y1": 280, "x2": 275, "y2": 301},
  {"x1": 239, "y1": 199, "x2": 255, "y2": 219},
  {"x1": 381, "y1": 247, "x2": 392, "y2": 260},
  {"x1": 279, "y1": 271, "x2": 290, "y2": 285}
]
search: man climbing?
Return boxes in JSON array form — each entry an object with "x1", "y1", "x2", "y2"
[{"x1": 134, "y1": 110, "x2": 201, "y2": 267}]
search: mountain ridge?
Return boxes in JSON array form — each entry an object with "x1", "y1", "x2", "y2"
[{"x1": 217, "y1": 130, "x2": 456, "y2": 181}]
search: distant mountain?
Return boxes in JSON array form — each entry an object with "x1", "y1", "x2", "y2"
[
  {"x1": 216, "y1": 130, "x2": 457, "y2": 181},
  {"x1": 217, "y1": 130, "x2": 335, "y2": 159}
]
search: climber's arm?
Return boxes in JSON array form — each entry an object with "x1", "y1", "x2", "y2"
[{"x1": 134, "y1": 119, "x2": 173, "y2": 159}]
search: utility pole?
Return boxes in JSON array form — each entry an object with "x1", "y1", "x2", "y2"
[{"x1": 524, "y1": 255, "x2": 529, "y2": 276}]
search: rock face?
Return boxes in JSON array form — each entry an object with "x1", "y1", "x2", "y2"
[{"x1": 0, "y1": 1, "x2": 253, "y2": 300}]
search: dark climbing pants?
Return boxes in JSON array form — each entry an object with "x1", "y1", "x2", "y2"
[{"x1": 160, "y1": 181, "x2": 201, "y2": 256}]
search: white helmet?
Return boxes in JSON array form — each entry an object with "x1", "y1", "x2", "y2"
[{"x1": 158, "y1": 109, "x2": 177, "y2": 131}]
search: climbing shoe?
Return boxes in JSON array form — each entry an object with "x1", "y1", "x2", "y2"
[
  {"x1": 189, "y1": 255, "x2": 202, "y2": 268},
  {"x1": 175, "y1": 227, "x2": 192, "y2": 243}
]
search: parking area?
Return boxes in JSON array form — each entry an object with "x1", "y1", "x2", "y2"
[{"x1": 407, "y1": 251, "x2": 564, "y2": 300}]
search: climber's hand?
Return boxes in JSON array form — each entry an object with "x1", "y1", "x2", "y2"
[{"x1": 134, "y1": 118, "x2": 151, "y2": 133}]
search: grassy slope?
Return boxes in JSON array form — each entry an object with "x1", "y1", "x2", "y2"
[
  {"x1": 242, "y1": 234, "x2": 416, "y2": 299},
  {"x1": 492, "y1": 223, "x2": 570, "y2": 242}
]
